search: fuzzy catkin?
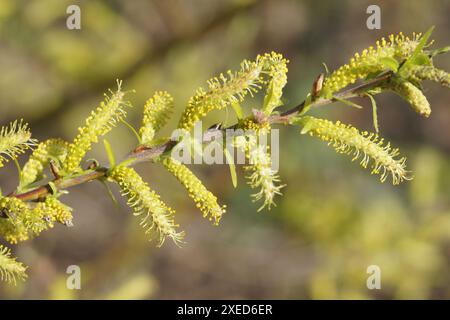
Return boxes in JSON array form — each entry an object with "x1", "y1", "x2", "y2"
[
  {"x1": 234, "y1": 134, "x2": 285, "y2": 211},
  {"x1": 19, "y1": 139, "x2": 69, "y2": 190},
  {"x1": 63, "y1": 84, "x2": 131, "y2": 173},
  {"x1": 178, "y1": 52, "x2": 289, "y2": 131},
  {"x1": 161, "y1": 157, "x2": 225, "y2": 225},
  {"x1": 409, "y1": 66, "x2": 450, "y2": 88},
  {"x1": 140, "y1": 91, "x2": 174, "y2": 145},
  {"x1": 110, "y1": 166, "x2": 184, "y2": 246},
  {"x1": 297, "y1": 116, "x2": 411, "y2": 185},
  {"x1": 321, "y1": 32, "x2": 421, "y2": 96},
  {"x1": 388, "y1": 79, "x2": 431, "y2": 117},
  {"x1": 0, "y1": 245, "x2": 27, "y2": 284},
  {"x1": 0, "y1": 120, "x2": 36, "y2": 168}
]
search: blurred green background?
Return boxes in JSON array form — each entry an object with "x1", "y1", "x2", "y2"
[{"x1": 0, "y1": 0, "x2": 449, "y2": 299}]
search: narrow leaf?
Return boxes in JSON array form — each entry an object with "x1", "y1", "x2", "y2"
[{"x1": 103, "y1": 139, "x2": 116, "y2": 168}]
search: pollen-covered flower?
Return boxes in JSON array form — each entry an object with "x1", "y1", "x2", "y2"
[
  {"x1": 321, "y1": 32, "x2": 422, "y2": 96},
  {"x1": 234, "y1": 135, "x2": 284, "y2": 211},
  {"x1": 0, "y1": 245, "x2": 27, "y2": 284},
  {"x1": 0, "y1": 120, "x2": 37, "y2": 168},
  {"x1": 110, "y1": 166, "x2": 184, "y2": 246},
  {"x1": 63, "y1": 81, "x2": 132, "y2": 173},
  {"x1": 296, "y1": 116, "x2": 411, "y2": 185},
  {"x1": 140, "y1": 91, "x2": 174, "y2": 145},
  {"x1": 19, "y1": 139, "x2": 70, "y2": 190},
  {"x1": 161, "y1": 157, "x2": 225, "y2": 225},
  {"x1": 388, "y1": 79, "x2": 431, "y2": 117}
]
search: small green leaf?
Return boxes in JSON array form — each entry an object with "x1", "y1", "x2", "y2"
[
  {"x1": 300, "y1": 93, "x2": 313, "y2": 115},
  {"x1": 103, "y1": 139, "x2": 116, "y2": 168},
  {"x1": 366, "y1": 94, "x2": 379, "y2": 133},
  {"x1": 98, "y1": 179, "x2": 118, "y2": 206},
  {"x1": 231, "y1": 101, "x2": 244, "y2": 120},
  {"x1": 409, "y1": 53, "x2": 432, "y2": 66},
  {"x1": 333, "y1": 96, "x2": 363, "y2": 109},
  {"x1": 223, "y1": 147, "x2": 237, "y2": 188},
  {"x1": 380, "y1": 57, "x2": 399, "y2": 72}
]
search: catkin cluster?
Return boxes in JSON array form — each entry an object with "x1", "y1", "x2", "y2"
[
  {"x1": 0, "y1": 196, "x2": 72, "y2": 244},
  {"x1": 321, "y1": 32, "x2": 421, "y2": 97},
  {"x1": 19, "y1": 139, "x2": 69, "y2": 191},
  {"x1": 178, "y1": 52, "x2": 288, "y2": 131}
]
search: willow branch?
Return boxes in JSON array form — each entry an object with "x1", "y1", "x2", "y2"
[{"x1": 10, "y1": 71, "x2": 392, "y2": 203}]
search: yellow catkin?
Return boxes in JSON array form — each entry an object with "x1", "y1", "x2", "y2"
[
  {"x1": 33, "y1": 197, "x2": 73, "y2": 227},
  {"x1": 0, "y1": 245, "x2": 27, "y2": 284},
  {"x1": 178, "y1": 59, "x2": 264, "y2": 131},
  {"x1": 110, "y1": 166, "x2": 184, "y2": 246},
  {"x1": 19, "y1": 139, "x2": 69, "y2": 190},
  {"x1": 259, "y1": 52, "x2": 289, "y2": 115},
  {"x1": 178, "y1": 52, "x2": 289, "y2": 130},
  {"x1": 63, "y1": 82, "x2": 131, "y2": 173},
  {"x1": 321, "y1": 32, "x2": 421, "y2": 96},
  {"x1": 0, "y1": 119, "x2": 36, "y2": 168},
  {"x1": 161, "y1": 157, "x2": 225, "y2": 225},
  {"x1": 0, "y1": 197, "x2": 31, "y2": 244},
  {"x1": 140, "y1": 91, "x2": 174, "y2": 145},
  {"x1": 234, "y1": 134, "x2": 284, "y2": 211},
  {"x1": 298, "y1": 116, "x2": 411, "y2": 185},
  {"x1": 0, "y1": 196, "x2": 68, "y2": 243}
]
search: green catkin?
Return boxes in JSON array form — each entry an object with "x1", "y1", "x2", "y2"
[
  {"x1": 297, "y1": 116, "x2": 411, "y2": 185},
  {"x1": 321, "y1": 32, "x2": 421, "y2": 96},
  {"x1": 63, "y1": 82, "x2": 131, "y2": 173},
  {"x1": 110, "y1": 166, "x2": 184, "y2": 246},
  {"x1": 19, "y1": 139, "x2": 70, "y2": 190},
  {"x1": 161, "y1": 157, "x2": 225, "y2": 225},
  {"x1": 0, "y1": 245, "x2": 27, "y2": 284},
  {"x1": 140, "y1": 91, "x2": 174, "y2": 145},
  {"x1": 0, "y1": 120, "x2": 36, "y2": 168},
  {"x1": 409, "y1": 66, "x2": 450, "y2": 88},
  {"x1": 388, "y1": 79, "x2": 431, "y2": 117}
]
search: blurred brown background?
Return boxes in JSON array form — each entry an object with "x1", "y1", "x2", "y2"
[{"x1": 0, "y1": 0, "x2": 449, "y2": 299}]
